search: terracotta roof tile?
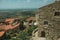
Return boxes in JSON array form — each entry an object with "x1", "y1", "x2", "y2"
[
  {"x1": 27, "y1": 17, "x2": 35, "y2": 21},
  {"x1": 0, "y1": 31, "x2": 5, "y2": 37},
  {"x1": 0, "y1": 18, "x2": 20, "y2": 37}
]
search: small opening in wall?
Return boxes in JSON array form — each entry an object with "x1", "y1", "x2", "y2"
[
  {"x1": 44, "y1": 21, "x2": 48, "y2": 25},
  {"x1": 54, "y1": 12, "x2": 60, "y2": 16},
  {"x1": 41, "y1": 31, "x2": 45, "y2": 37}
]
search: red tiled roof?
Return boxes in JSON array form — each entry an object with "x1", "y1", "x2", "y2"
[
  {"x1": 0, "y1": 23, "x2": 20, "y2": 31},
  {"x1": 0, "y1": 23, "x2": 20, "y2": 37},
  {"x1": 0, "y1": 18, "x2": 20, "y2": 38},
  {"x1": 27, "y1": 17, "x2": 35, "y2": 21},
  {"x1": 5, "y1": 18, "x2": 15, "y2": 24},
  {"x1": 0, "y1": 31, "x2": 5, "y2": 37}
]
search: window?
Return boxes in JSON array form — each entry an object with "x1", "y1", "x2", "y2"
[
  {"x1": 41, "y1": 31, "x2": 45, "y2": 37},
  {"x1": 29, "y1": 20, "x2": 32, "y2": 23},
  {"x1": 54, "y1": 12, "x2": 60, "y2": 16},
  {"x1": 44, "y1": 21, "x2": 48, "y2": 25}
]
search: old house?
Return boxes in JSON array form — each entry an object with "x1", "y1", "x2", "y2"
[
  {"x1": 27, "y1": 16, "x2": 37, "y2": 26},
  {"x1": 32, "y1": 0, "x2": 60, "y2": 40},
  {"x1": 0, "y1": 18, "x2": 20, "y2": 40}
]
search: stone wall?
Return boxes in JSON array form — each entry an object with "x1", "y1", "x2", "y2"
[{"x1": 36, "y1": 1, "x2": 60, "y2": 40}]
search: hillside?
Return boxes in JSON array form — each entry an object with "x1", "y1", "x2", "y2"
[{"x1": 0, "y1": 9, "x2": 37, "y2": 19}]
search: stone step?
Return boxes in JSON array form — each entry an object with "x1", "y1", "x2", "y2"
[{"x1": 32, "y1": 37, "x2": 46, "y2": 40}]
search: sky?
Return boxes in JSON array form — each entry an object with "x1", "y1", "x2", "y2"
[{"x1": 0, "y1": 0, "x2": 55, "y2": 9}]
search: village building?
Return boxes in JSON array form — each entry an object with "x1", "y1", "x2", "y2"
[
  {"x1": 26, "y1": 16, "x2": 37, "y2": 26},
  {"x1": 31, "y1": 0, "x2": 60, "y2": 40},
  {"x1": 0, "y1": 18, "x2": 20, "y2": 40}
]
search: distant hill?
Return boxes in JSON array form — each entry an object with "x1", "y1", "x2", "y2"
[
  {"x1": 0, "y1": 9, "x2": 38, "y2": 19},
  {"x1": 0, "y1": 9, "x2": 38, "y2": 12}
]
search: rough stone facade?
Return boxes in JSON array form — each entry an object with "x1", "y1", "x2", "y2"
[{"x1": 36, "y1": 1, "x2": 60, "y2": 40}]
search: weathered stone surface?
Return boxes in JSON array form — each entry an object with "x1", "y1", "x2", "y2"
[{"x1": 33, "y1": 1, "x2": 60, "y2": 40}]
